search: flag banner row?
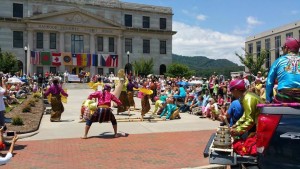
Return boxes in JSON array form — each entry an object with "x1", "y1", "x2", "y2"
[{"x1": 30, "y1": 51, "x2": 118, "y2": 67}]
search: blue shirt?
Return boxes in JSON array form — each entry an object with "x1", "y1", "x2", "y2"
[
  {"x1": 266, "y1": 54, "x2": 300, "y2": 102},
  {"x1": 227, "y1": 100, "x2": 243, "y2": 127}
]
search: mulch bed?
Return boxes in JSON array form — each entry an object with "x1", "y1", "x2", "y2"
[{"x1": 5, "y1": 95, "x2": 44, "y2": 134}]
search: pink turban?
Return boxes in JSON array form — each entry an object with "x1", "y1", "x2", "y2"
[
  {"x1": 229, "y1": 79, "x2": 246, "y2": 91},
  {"x1": 284, "y1": 38, "x2": 300, "y2": 52}
]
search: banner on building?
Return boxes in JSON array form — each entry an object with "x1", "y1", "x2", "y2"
[
  {"x1": 110, "y1": 55, "x2": 118, "y2": 67},
  {"x1": 51, "y1": 52, "x2": 61, "y2": 66},
  {"x1": 40, "y1": 52, "x2": 51, "y2": 65},
  {"x1": 92, "y1": 54, "x2": 98, "y2": 66},
  {"x1": 87, "y1": 54, "x2": 91, "y2": 66},
  {"x1": 62, "y1": 52, "x2": 72, "y2": 65},
  {"x1": 82, "y1": 53, "x2": 87, "y2": 66},
  {"x1": 76, "y1": 54, "x2": 82, "y2": 66}
]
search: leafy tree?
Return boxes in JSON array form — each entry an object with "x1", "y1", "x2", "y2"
[
  {"x1": 236, "y1": 49, "x2": 267, "y2": 76},
  {"x1": 0, "y1": 48, "x2": 19, "y2": 73},
  {"x1": 132, "y1": 58, "x2": 154, "y2": 76},
  {"x1": 165, "y1": 63, "x2": 195, "y2": 78}
]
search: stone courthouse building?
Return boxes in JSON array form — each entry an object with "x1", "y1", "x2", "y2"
[{"x1": 0, "y1": 0, "x2": 176, "y2": 76}]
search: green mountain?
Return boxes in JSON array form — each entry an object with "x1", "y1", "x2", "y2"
[{"x1": 172, "y1": 54, "x2": 244, "y2": 78}]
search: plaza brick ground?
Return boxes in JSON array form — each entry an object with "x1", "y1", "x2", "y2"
[{"x1": 5, "y1": 130, "x2": 214, "y2": 169}]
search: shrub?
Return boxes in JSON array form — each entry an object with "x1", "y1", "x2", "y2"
[
  {"x1": 22, "y1": 104, "x2": 31, "y2": 112},
  {"x1": 33, "y1": 93, "x2": 42, "y2": 99},
  {"x1": 12, "y1": 116, "x2": 24, "y2": 126},
  {"x1": 29, "y1": 99, "x2": 36, "y2": 107},
  {"x1": 35, "y1": 98, "x2": 39, "y2": 102}
]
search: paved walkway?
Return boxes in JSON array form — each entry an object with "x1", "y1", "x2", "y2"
[{"x1": 5, "y1": 84, "x2": 221, "y2": 168}]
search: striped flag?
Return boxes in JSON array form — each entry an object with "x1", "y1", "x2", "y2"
[
  {"x1": 87, "y1": 54, "x2": 91, "y2": 66},
  {"x1": 30, "y1": 51, "x2": 40, "y2": 65},
  {"x1": 111, "y1": 55, "x2": 118, "y2": 67},
  {"x1": 97, "y1": 54, "x2": 102, "y2": 67},
  {"x1": 82, "y1": 53, "x2": 87, "y2": 66},
  {"x1": 92, "y1": 54, "x2": 98, "y2": 66},
  {"x1": 72, "y1": 53, "x2": 77, "y2": 66},
  {"x1": 77, "y1": 54, "x2": 82, "y2": 66},
  {"x1": 51, "y1": 52, "x2": 61, "y2": 66}
]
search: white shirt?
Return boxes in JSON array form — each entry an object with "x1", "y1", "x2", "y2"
[
  {"x1": 0, "y1": 87, "x2": 6, "y2": 111},
  {"x1": 0, "y1": 152, "x2": 12, "y2": 165}
]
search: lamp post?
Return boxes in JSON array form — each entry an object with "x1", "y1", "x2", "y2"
[
  {"x1": 126, "y1": 51, "x2": 130, "y2": 74},
  {"x1": 24, "y1": 46, "x2": 28, "y2": 75}
]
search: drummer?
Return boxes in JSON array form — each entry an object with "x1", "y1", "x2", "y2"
[{"x1": 82, "y1": 84, "x2": 123, "y2": 139}]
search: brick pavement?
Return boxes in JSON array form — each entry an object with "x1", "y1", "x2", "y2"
[{"x1": 5, "y1": 130, "x2": 214, "y2": 169}]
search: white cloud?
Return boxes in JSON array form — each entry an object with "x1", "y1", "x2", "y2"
[
  {"x1": 247, "y1": 16, "x2": 263, "y2": 26},
  {"x1": 196, "y1": 14, "x2": 207, "y2": 21},
  {"x1": 172, "y1": 21, "x2": 245, "y2": 65},
  {"x1": 233, "y1": 16, "x2": 263, "y2": 35}
]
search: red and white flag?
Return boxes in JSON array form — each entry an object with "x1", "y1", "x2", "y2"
[{"x1": 51, "y1": 52, "x2": 61, "y2": 66}]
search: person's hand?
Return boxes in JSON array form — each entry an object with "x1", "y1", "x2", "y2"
[
  {"x1": 0, "y1": 126, "x2": 4, "y2": 133},
  {"x1": 12, "y1": 135, "x2": 19, "y2": 143},
  {"x1": 230, "y1": 128, "x2": 239, "y2": 136}
]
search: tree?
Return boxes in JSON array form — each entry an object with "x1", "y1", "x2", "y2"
[
  {"x1": 132, "y1": 58, "x2": 154, "y2": 76},
  {"x1": 165, "y1": 63, "x2": 195, "y2": 78},
  {"x1": 0, "y1": 48, "x2": 19, "y2": 73},
  {"x1": 236, "y1": 48, "x2": 267, "y2": 76}
]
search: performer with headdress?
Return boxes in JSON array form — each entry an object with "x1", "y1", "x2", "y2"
[
  {"x1": 140, "y1": 81, "x2": 152, "y2": 121},
  {"x1": 266, "y1": 37, "x2": 300, "y2": 103},
  {"x1": 82, "y1": 84, "x2": 122, "y2": 139},
  {"x1": 117, "y1": 70, "x2": 130, "y2": 114},
  {"x1": 229, "y1": 79, "x2": 262, "y2": 137},
  {"x1": 44, "y1": 77, "x2": 68, "y2": 122}
]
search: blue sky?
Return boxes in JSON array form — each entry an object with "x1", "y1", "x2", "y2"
[{"x1": 122, "y1": 0, "x2": 300, "y2": 64}]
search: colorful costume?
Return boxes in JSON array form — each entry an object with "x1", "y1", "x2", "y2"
[
  {"x1": 160, "y1": 103, "x2": 179, "y2": 120},
  {"x1": 44, "y1": 84, "x2": 68, "y2": 122},
  {"x1": 117, "y1": 80, "x2": 129, "y2": 113},
  {"x1": 173, "y1": 86, "x2": 186, "y2": 99},
  {"x1": 234, "y1": 92, "x2": 262, "y2": 135},
  {"x1": 266, "y1": 53, "x2": 300, "y2": 103},
  {"x1": 141, "y1": 94, "x2": 150, "y2": 116},
  {"x1": 127, "y1": 81, "x2": 135, "y2": 107},
  {"x1": 87, "y1": 90, "x2": 122, "y2": 125}
]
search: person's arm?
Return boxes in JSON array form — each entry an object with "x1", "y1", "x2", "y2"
[
  {"x1": 87, "y1": 91, "x2": 99, "y2": 100},
  {"x1": 266, "y1": 59, "x2": 279, "y2": 103},
  {"x1": 59, "y1": 86, "x2": 68, "y2": 97},
  {"x1": 111, "y1": 93, "x2": 122, "y2": 106},
  {"x1": 0, "y1": 135, "x2": 18, "y2": 165}
]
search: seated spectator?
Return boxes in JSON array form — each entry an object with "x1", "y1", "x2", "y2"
[
  {"x1": 190, "y1": 95, "x2": 204, "y2": 115},
  {"x1": 15, "y1": 90, "x2": 26, "y2": 99},
  {"x1": 217, "y1": 94, "x2": 224, "y2": 107},
  {"x1": 0, "y1": 127, "x2": 19, "y2": 165},
  {"x1": 179, "y1": 94, "x2": 194, "y2": 113},
  {"x1": 203, "y1": 98, "x2": 219, "y2": 120},
  {"x1": 220, "y1": 100, "x2": 243, "y2": 127}
]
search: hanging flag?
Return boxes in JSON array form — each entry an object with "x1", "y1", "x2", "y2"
[
  {"x1": 111, "y1": 55, "x2": 118, "y2": 67},
  {"x1": 51, "y1": 52, "x2": 61, "y2": 66},
  {"x1": 62, "y1": 52, "x2": 72, "y2": 65},
  {"x1": 72, "y1": 53, "x2": 77, "y2": 66},
  {"x1": 102, "y1": 54, "x2": 110, "y2": 66},
  {"x1": 87, "y1": 54, "x2": 91, "y2": 66},
  {"x1": 105, "y1": 55, "x2": 112, "y2": 67},
  {"x1": 98, "y1": 54, "x2": 102, "y2": 67},
  {"x1": 77, "y1": 53, "x2": 82, "y2": 66},
  {"x1": 81, "y1": 53, "x2": 87, "y2": 66},
  {"x1": 40, "y1": 52, "x2": 51, "y2": 65},
  {"x1": 35, "y1": 51, "x2": 40, "y2": 65},
  {"x1": 92, "y1": 54, "x2": 98, "y2": 66},
  {"x1": 30, "y1": 51, "x2": 35, "y2": 64}
]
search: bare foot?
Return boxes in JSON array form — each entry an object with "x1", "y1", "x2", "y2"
[
  {"x1": 114, "y1": 134, "x2": 120, "y2": 138},
  {"x1": 81, "y1": 136, "x2": 88, "y2": 139}
]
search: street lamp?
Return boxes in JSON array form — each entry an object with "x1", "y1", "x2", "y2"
[
  {"x1": 126, "y1": 51, "x2": 130, "y2": 74},
  {"x1": 24, "y1": 46, "x2": 28, "y2": 75}
]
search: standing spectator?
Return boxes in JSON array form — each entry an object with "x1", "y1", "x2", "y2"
[
  {"x1": 0, "y1": 127, "x2": 19, "y2": 165},
  {"x1": 0, "y1": 73, "x2": 7, "y2": 128}
]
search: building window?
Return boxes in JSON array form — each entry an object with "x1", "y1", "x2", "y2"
[
  {"x1": 98, "y1": 68, "x2": 103, "y2": 75},
  {"x1": 50, "y1": 67, "x2": 57, "y2": 74},
  {"x1": 97, "y1": 37, "x2": 103, "y2": 51},
  {"x1": 109, "y1": 68, "x2": 115, "y2": 75},
  {"x1": 125, "y1": 14, "x2": 132, "y2": 27},
  {"x1": 143, "y1": 39, "x2": 150, "y2": 53},
  {"x1": 248, "y1": 43, "x2": 253, "y2": 54},
  {"x1": 160, "y1": 18, "x2": 167, "y2": 30},
  {"x1": 256, "y1": 41, "x2": 261, "y2": 57},
  {"x1": 36, "y1": 32, "x2": 43, "y2": 49},
  {"x1": 13, "y1": 3, "x2": 23, "y2": 18},
  {"x1": 160, "y1": 40, "x2": 166, "y2": 54},
  {"x1": 275, "y1": 35, "x2": 281, "y2": 59},
  {"x1": 109, "y1": 37, "x2": 114, "y2": 52},
  {"x1": 143, "y1": 16, "x2": 150, "y2": 28},
  {"x1": 71, "y1": 34, "x2": 84, "y2": 53},
  {"x1": 13, "y1": 31, "x2": 23, "y2": 48},
  {"x1": 265, "y1": 38, "x2": 270, "y2": 69},
  {"x1": 286, "y1": 32, "x2": 293, "y2": 38},
  {"x1": 50, "y1": 33, "x2": 56, "y2": 49},
  {"x1": 125, "y1": 38, "x2": 132, "y2": 53}
]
